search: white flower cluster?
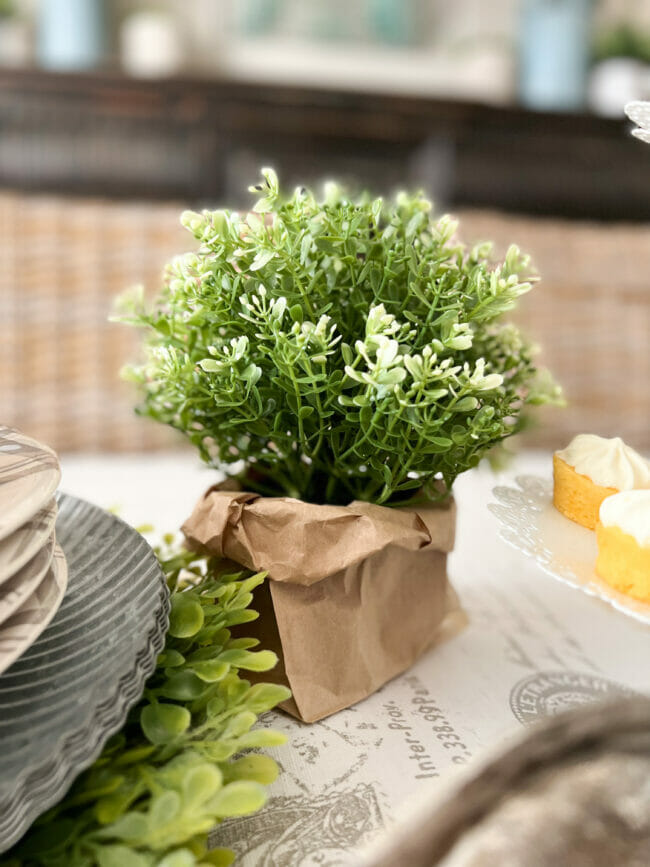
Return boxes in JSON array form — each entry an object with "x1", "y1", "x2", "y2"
[
  {"x1": 291, "y1": 315, "x2": 341, "y2": 363},
  {"x1": 239, "y1": 286, "x2": 340, "y2": 364},
  {"x1": 466, "y1": 358, "x2": 504, "y2": 391},
  {"x1": 344, "y1": 304, "x2": 502, "y2": 405},
  {"x1": 164, "y1": 250, "x2": 226, "y2": 304},
  {"x1": 345, "y1": 336, "x2": 406, "y2": 398},
  {"x1": 199, "y1": 335, "x2": 261, "y2": 387},
  {"x1": 343, "y1": 304, "x2": 411, "y2": 399},
  {"x1": 180, "y1": 208, "x2": 237, "y2": 249},
  {"x1": 239, "y1": 285, "x2": 286, "y2": 326}
]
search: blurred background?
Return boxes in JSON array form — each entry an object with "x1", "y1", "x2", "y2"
[{"x1": 1, "y1": 0, "x2": 649, "y2": 456}]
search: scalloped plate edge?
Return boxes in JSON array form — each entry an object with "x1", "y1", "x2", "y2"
[
  {"x1": 488, "y1": 475, "x2": 650, "y2": 626},
  {"x1": 0, "y1": 496, "x2": 170, "y2": 853}
]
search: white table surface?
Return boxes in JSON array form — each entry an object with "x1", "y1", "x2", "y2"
[{"x1": 60, "y1": 451, "x2": 650, "y2": 867}]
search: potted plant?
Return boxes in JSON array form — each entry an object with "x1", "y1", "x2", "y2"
[{"x1": 119, "y1": 169, "x2": 561, "y2": 721}]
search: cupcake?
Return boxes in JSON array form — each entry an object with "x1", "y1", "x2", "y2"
[
  {"x1": 596, "y1": 490, "x2": 650, "y2": 603},
  {"x1": 553, "y1": 434, "x2": 650, "y2": 530}
]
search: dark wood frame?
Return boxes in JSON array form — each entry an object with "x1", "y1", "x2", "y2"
[{"x1": 0, "y1": 68, "x2": 647, "y2": 219}]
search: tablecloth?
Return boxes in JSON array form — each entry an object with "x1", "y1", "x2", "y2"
[{"x1": 60, "y1": 451, "x2": 650, "y2": 867}]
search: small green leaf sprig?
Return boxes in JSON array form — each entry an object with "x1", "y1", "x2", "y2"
[
  {"x1": 119, "y1": 169, "x2": 562, "y2": 505},
  {"x1": 5, "y1": 539, "x2": 290, "y2": 867}
]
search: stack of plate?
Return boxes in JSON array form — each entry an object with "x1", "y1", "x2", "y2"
[
  {"x1": 0, "y1": 426, "x2": 66, "y2": 674},
  {"x1": 0, "y1": 426, "x2": 170, "y2": 853}
]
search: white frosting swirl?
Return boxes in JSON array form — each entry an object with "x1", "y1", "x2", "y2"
[
  {"x1": 600, "y1": 490, "x2": 650, "y2": 547},
  {"x1": 556, "y1": 434, "x2": 650, "y2": 490}
]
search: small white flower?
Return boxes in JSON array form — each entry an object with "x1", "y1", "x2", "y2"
[
  {"x1": 446, "y1": 322, "x2": 473, "y2": 351},
  {"x1": 366, "y1": 304, "x2": 399, "y2": 338},
  {"x1": 269, "y1": 296, "x2": 287, "y2": 321},
  {"x1": 470, "y1": 358, "x2": 503, "y2": 391},
  {"x1": 375, "y1": 337, "x2": 400, "y2": 370},
  {"x1": 230, "y1": 336, "x2": 249, "y2": 360}
]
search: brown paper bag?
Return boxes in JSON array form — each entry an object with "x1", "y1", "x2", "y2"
[{"x1": 182, "y1": 487, "x2": 464, "y2": 723}]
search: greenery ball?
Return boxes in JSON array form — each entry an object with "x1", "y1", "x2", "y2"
[{"x1": 120, "y1": 169, "x2": 561, "y2": 505}]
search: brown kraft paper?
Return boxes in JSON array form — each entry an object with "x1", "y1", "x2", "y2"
[{"x1": 182, "y1": 487, "x2": 464, "y2": 723}]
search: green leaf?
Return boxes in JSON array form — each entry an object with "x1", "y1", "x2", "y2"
[
  {"x1": 202, "y1": 849, "x2": 236, "y2": 867},
  {"x1": 237, "y1": 572, "x2": 267, "y2": 594},
  {"x1": 245, "y1": 683, "x2": 292, "y2": 713},
  {"x1": 209, "y1": 781, "x2": 267, "y2": 817},
  {"x1": 169, "y1": 594, "x2": 205, "y2": 638},
  {"x1": 95, "y1": 787, "x2": 142, "y2": 825},
  {"x1": 188, "y1": 660, "x2": 230, "y2": 683},
  {"x1": 425, "y1": 436, "x2": 453, "y2": 449},
  {"x1": 96, "y1": 811, "x2": 149, "y2": 842},
  {"x1": 158, "y1": 649, "x2": 185, "y2": 668},
  {"x1": 225, "y1": 755, "x2": 279, "y2": 785},
  {"x1": 225, "y1": 637, "x2": 259, "y2": 650},
  {"x1": 181, "y1": 765, "x2": 223, "y2": 809},
  {"x1": 158, "y1": 671, "x2": 207, "y2": 701},
  {"x1": 149, "y1": 790, "x2": 182, "y2": 829},
  {"x1": 235, "y1": 729, "x2": 287, "y2": 749},
  {"x1": 217, "y1": 649, "x2": 278, "y2": 672},
  {"x1": 198, "y1": 741, "x2": 237, "y2": 762},
  {"x1": 249, "y1": 249, "x2": 275, "y2": 271},
  {"x1": 223, "y1": 608, "x2": 259, "y2": 626},
  {"x1": 115, "y1": 745, "x2": 157, "y2": 766},
  {"x1": 156, "y1": 850, "x2": 197, "y2": 867},
  {"x1": 454, "y1": 396, "x2": 479, "y2": 412},
  {"x1": 223, "y1": 711, "x2": 257, "y2": 739},
  {"x1": 97, "y1": 845, "x2": 151, "y2": 867},
  {"x1": 206, "y1": 696, "x2": 226, "y2": 717},
  {"x1": 141, "y1": 703, "x2": 192, "y2": 745}
]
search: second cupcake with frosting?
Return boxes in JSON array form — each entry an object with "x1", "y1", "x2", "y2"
[{"x1": 553, "y1": 434, "x2": 650, "y2": 529}]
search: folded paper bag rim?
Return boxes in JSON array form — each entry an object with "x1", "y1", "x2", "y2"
[
  {"x1": 182, "y1": 484, "x2": 461, "y2": 722},
  {"x1": 181, "y1": 488, "x2": 455, "y2": 586}
]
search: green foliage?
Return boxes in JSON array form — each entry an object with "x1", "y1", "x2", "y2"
[
  {"x1": 118, "y1": 169, "x2": 562, "y2": 505},
  {"x1": 594, "y1": 23, "x2": 650, "y2": 63},
  {"x1": 4, "y1": 539, "x2": 291, "y2": 867}
]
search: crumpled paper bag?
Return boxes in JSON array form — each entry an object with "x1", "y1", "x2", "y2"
[{"x1": 183, "y1": 487, "x2": 464, "y2": 723}]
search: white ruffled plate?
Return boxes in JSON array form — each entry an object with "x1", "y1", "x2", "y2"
[
  {"x1": 0, "y1": 533, "x2": 55, "y2": 627},
  {"x1": 0, "y1": 427, "x2": 60, "y2": 541},
  {"x1": 0, "y1": 500, "x2": 57, "y2": 586},
  {"x1": 0, "y1": 544, "x2": 67, "y2": 676},
  {"x1": 488, "y1": 475, "x2": 650, "y2": 625}
]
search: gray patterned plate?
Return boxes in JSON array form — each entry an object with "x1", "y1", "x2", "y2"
[
  {"x1": 0, "y1": 492, "x2": 170, "y2": 853},
  {"x1": 489, "y1": 475, "x2": 650, "y2": 625}
]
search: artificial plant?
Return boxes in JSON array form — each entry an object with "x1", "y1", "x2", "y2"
[{"x1": 119, "y1": 169, "x2": 561, "y2": 505}]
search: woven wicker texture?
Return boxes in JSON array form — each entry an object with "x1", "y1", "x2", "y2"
[
  {"x1": 0, "y1": 192, "x2": 186, "y2": 452},
  {"x1": 1, "y1": 192, "x2": 649, "y2": 453},
  {"x1": 459, "y1": 210, "x2": 650, "y2": 452}
]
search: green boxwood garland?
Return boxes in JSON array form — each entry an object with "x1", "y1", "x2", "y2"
[{"x1": 4, "y1": 535, "x2": 290, "y2": 867}]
